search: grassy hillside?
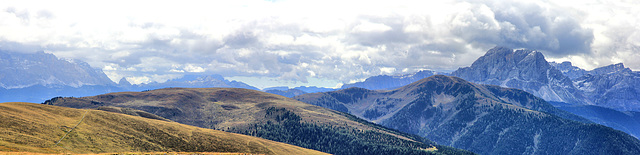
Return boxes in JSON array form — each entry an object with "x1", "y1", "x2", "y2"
[
  {"x1": 0, "y1": 102, "x2": 326, "y2": 154},
  {"x1": 296, "y1": 75, "x2": 640, "y2": 155},
  {"x1": 45, "y1": 88, "x2": 474, "y2": 155}
]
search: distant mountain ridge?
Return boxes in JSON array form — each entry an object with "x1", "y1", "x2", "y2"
[
  {"x1": 296, "y1": 75, "x2": 640, "y2": 155},
  {"x1": 130, "y1": 74, "x2": 259, "y2": 91},
  {"x1": 0, "y1": 50, "x2": 115, "y2": 89},
  {"x1": 265, "y1": 89, "x2": 307, "y2": 98},
  {"x1": 341, "y1": 70, "x2": 442, "y2": 90},
  {"x1": 447, "y1": 46, "x2": 640, "y2": 112},
  {"x1": 0, "y1": 50, "x2": 259, "y2": 103},
  {"x1": 447, "y1": 46, "x2": 640, "y2": 138}
]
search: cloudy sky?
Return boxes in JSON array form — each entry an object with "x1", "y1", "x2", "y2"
[{"x1": 1, "y1": 0, "x2": 639, "y2": 88}]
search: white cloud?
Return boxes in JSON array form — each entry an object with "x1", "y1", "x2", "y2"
[
  {"x1": 1, "y1": 0, "x2": 639, "y2": 85},
  {"x1": 352, "y1": 21, "x2": 393, "y2": 33},
  {"x1": 184, "y1": 64, "x2": 205, "y2": 73}
]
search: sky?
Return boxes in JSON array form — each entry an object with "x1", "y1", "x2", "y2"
[{"x1": 1, "y1": 0, "x2": 639, "y2": 88}]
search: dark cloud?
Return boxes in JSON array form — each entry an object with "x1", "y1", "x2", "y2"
[
  {"x1": 483, "y1": 1, "x2": 593, "y2": 56},
  {"x1": 223, "y1": 31, "x2": 260, "y2": 48},
  {"x1": 347, "y1": 15, "x2": 425, "y2": 47}
]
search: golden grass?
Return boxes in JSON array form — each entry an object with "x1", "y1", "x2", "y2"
[
  {"x1": 79, "y1": 88, "x2": 407, "y2": 137},
  {"x1": 0, "y1": 152, "x2": 263, "y2": 155},
  {"x1": 0, "y1": 102, "x2": 327, "y2": 155}
]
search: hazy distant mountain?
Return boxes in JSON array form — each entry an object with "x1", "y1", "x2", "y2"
[
  {"x1": 0, "y1": 50, "x2": 260, "y2": 103},
  {"x1": 132, "y1": 74, "x2": 259, "y2": 91},
  {"x1": 296, "y1": 75, "x2": 640, "y2": 155},
  {"x1": 451, "y1": 47, "x2": 591, "y2": 105},
  {"x1": 265, "y1": 89, "x2": 307, "y2": 98},
  {"x1": 292, "y1": 86, "x2": 336, "y2": 93},
  {"x1": 263, "y1": 86, "x2": 336, "y2": 98},
  {"x1": 0, "y1": 50, "x2": 115, "y2": 89},
  {"x1": 45, "y1": 88, "x2": 472, "y2": 155},
  {"x1": 0, "y1": 50, "x2": 120, "y2": 103},
  {"x1": 263, "y1": 86, "x2": 290, "y2": 91},
  {"x1": 341, "y1": 70, "x2": 441, "y2": 90}
]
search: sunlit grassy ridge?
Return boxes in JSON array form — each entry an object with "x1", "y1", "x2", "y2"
[
  {"x1": 0, "y1": 102, "x2": 327, "y2": 155},
  {"x1": 46, "y1": 88, "x2": 474, "y2": 154}
]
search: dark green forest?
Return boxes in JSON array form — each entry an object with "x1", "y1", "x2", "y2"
[{"x1": 234, "y1": 107, "x2": 474, "y2": 155}]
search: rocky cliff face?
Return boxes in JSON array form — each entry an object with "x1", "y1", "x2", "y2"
[
  {"x1": 573, "y1": 63, "x2": 640, "y2": 111},
  {"x1": 549, "y1": 61, "x2": 640, "y2": 111},
  {"x1": 451, "y1": 47, "x2": 590, "y2": 105},
  {"x1": 550, "y1": 61, "x2": 588, "y2": 79}
]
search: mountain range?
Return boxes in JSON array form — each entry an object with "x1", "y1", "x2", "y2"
[
  {"x1": 5, "y1": 46, "x2": 640, "y2": 154},
  {"x1": 0, "y1": 50, "x2": 259, "y2": 103},
  {"x1": 552, "y1": 62, "x2": 640, "y2": 111},
  {"x1": 450, "y1": 47, "x2": 640, "y2": 138},
  {"x1": 0, "y1": 50, "x2": 115, "y2": 89},
  {"x1": 44, "y1": 88, "x2": 472, "y2": 155},
  {"x1": 316, "y1": 46, "x2": 640, "y2": 138},
  {"x1": 295, "y1": 75, "x2": 640, "y2": 155},
  {"x1": 334, "y1": 47, "x2": 640, "y2": 114},
  {"x1": 125, "y1": 74, "x2": 259, "y2": 91},
  {"x1": 450, "y1": 47, "x2": 590, "y2": 105}
]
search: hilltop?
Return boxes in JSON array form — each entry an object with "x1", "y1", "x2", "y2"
[
  {"x1": 0, "y1": 102, "x2": 326, "y2": 154},
  {"x1": 44, "y1": 88, "x2": 473, "y2": 155}
]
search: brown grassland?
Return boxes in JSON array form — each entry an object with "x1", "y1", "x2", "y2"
[
  {"x1": 0, "y1": 102, "x2": 327, "y2": 155},
  {"x1": 48, "y1": 88, "x2": 419, "y2": 141}
]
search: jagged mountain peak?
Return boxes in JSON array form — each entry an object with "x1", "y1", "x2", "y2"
[
  {"x1": 452, "y1": 47, "x2": 589, "y2": 104},
  {"x1": 550, "y1": 61, "x2": 588, "y2": 80},
  {"x1": 0, "y1": 50, "x2": 115, "y2": 89},
  {"x1": 458, "y1": 47, "x2": 551, "y2": 83},
  {"x1": 483, "y1": 46, "x2": 514, "y2": 56},
  {"x1": 591, "y1": 63, "x2": 631, "y2": 75},
  {"x1": 476, "y1": 47, "x2": 546, "y2": 65},
  {"x1": 118, "y1": 77, "x2": 131, "y2": 86}
]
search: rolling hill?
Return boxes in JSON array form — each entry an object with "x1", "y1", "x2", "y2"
[
  {"x1": 44, "y1": 88, "x2": 473, "y2": 155},
  {"x1": 295, "y1": 75, "x2": 640, "y2": 155},
  {"x1": 0, "y1": 102, "x2": 326, "y2": 154}
]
